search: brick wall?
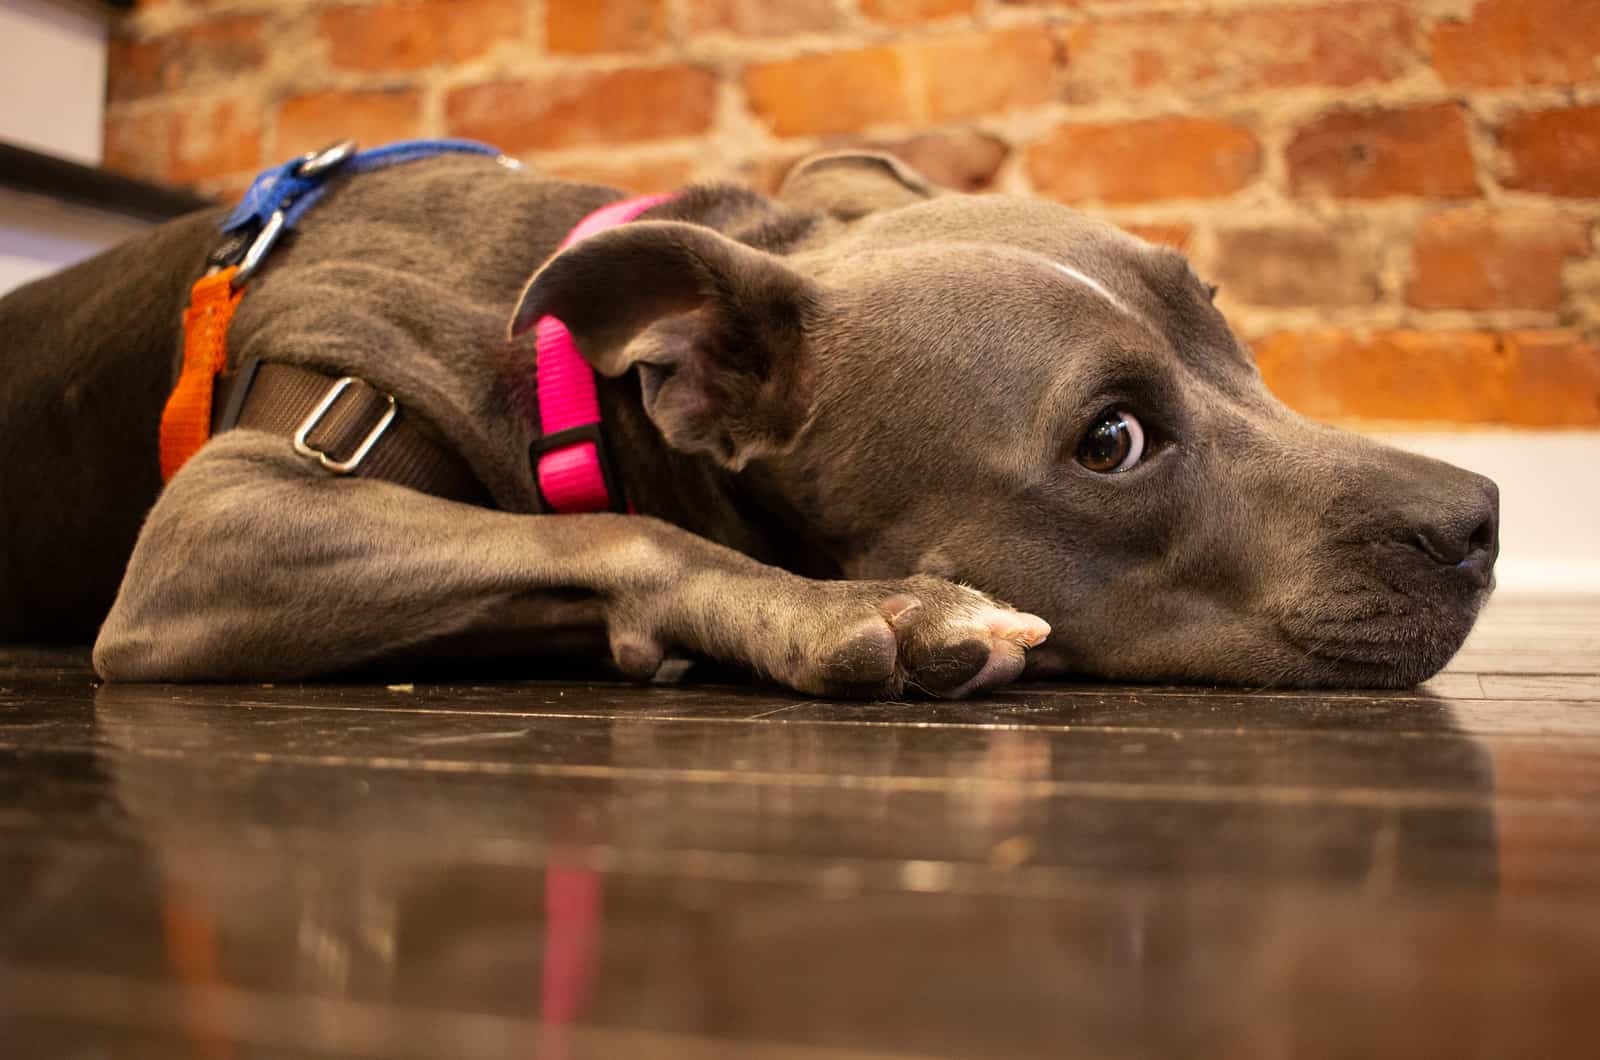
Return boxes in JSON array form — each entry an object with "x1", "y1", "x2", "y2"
[{"x1": 103, "y1": 0, "x2": 1600, "y2": 426}]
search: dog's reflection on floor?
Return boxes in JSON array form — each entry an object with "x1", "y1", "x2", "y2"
[{"x1": 79, "y1": 682, "x2": 1500, "y2": 1057}]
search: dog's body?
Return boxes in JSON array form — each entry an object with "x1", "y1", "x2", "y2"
[{"x1": 0, "y1": 151, "x2": 1498, "y2": 695}]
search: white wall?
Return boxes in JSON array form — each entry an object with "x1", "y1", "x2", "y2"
[
  {"x1": 0, "y1": 0, "x2": 131, "y2": 294},
  {"x1": 0, "y1": 0, "x2": 109, "y2": 165}
]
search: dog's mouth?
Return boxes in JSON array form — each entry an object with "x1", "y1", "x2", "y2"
[
  {"x1": 1255, "y1": 525, "x2": 1499, "y2": 688},
  {"x1": 1280, "y1": 630, "x2": 1441, "y2": 686},
  {"x1": 1276, "y1": 588, "x2": 1491, "y2": 687},
  {"x1": 1019, "y1": 564, "x2": 1494, "y2": 689}
]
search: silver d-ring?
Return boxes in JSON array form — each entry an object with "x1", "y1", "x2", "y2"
[{"x1": 295, "y1": 139, "x2": 358, "y2": 180}]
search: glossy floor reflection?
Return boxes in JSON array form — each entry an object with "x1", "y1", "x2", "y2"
[{"x1": 3, "y1": 597, "x2": 1598, "y2": 1058}]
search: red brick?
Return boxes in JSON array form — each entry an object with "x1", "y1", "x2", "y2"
[
  {"x1": 321, "y1": 0, "x2": 521, "y2": 72},
  {"x1": 1252, "y1": 330, "x2": 1600, "y2": 426},
  {"x1": 1026, "y1": 117, "x2": 1260, "y2": 204},
  {"x1": 1408, "y1": 210, "x2": 1590, "y2": 312},
  {"x1": 1213, "y1": 225, "x2": 1379, "y2": 308},
  {"x1": 106, "y1": 37, "x2": 166, "y2": 103},
  {"x1": 744, "y1": 48, "x2": 908, "y2": 137},
  {"x1": 103, "y1": 107, "x2": 177, "y2": 183},
  {"x1": 106, "y1": 16, "x2": 267, "y2": 103},
  {"x1": 861, "y1": 0, "x2": 977, "y2": 23},
  {"x1": 1498, "y1": 332, "x2": 1600, "y2": 425},
  {"x1": 917, "y1": 30, "x2": 1060, "y2": 124},
  {"x1": 175, "y1": 99, "x2": 263, "y2": 182},
  {"x1": 1287, "y1": 104, "x2": 1479, "y2": 200},
  {"x1": 1118, "y1": 223, "x2": 1193, "y2": 249},
  {"x1": 177, "y1": 16, "x2": 268, "y2": 81},
  {"x1": 1500, "y1": 105, "x2": 1600, "y2": 198},
  {"x1": 134, "y1": 99, "x2": 262, "y2": 185},
  {"x1": 546, "y1": 0, "x2": 666, "y2": 53},
  {"x1": 1063, "y1": 3, "x2": 1417, "y2": 101},
  {"x1": 689, "y1": 0, "x2": 842, "y2": 35},
  {"x1": 544, "y1": 155, "x2": 700, "y2": 194},
  {"x1": 1433, "y1": 0, "x2": 1600, "y2": 88},
  {"x1": 106, "y1": 101, "x2": 259, "y2": 187},
  {"x1": 446, "y1": 67, "x2": 718, "y2": 152},
  {"x1": 744, "y1": 30, "x2": 1058, "y2": 138},
  {"x1": 276, "y1": 89, "x2": 423, "y2": 160}
]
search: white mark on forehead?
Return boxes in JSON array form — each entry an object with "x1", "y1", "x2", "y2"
[{"x1": 1049, "y1": 261, "x2": 1136, "y2": 318}]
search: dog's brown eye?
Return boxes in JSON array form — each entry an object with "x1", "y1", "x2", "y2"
[{"x1": 1077, "y1": 408, "x2": 1146, "y2": 473}]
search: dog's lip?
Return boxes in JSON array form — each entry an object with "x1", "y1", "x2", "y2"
[
  {"x1": 1278, "y1": 616, "x2": 1432, "y2": 658},
  {"x1": 1274, "y1": 604, "x2": 1484, "y2": 686},
  {"x1": 1267, "y1": 633, "x2": 1430, "y2": 688},
  {"x1": 1274, "y1": 569, "x2": 1491, "y2": 646},
  {"x1": 1284, "y1": 637, "x2": 1404, "y2": 671}
]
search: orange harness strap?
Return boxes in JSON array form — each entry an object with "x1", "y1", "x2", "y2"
[{"x1": 159, "y1": 265, "x2": 242, "y2": 481}]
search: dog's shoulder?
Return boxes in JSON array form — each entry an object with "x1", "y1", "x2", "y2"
[
  {"x1": 219, "y1": 156, "x2": 622, "y2": 510},
  {"x1": 252, "y1": 154, "x2": 612, "y2": 312}
]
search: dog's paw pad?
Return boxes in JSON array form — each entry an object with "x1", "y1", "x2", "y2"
[
  {"x1": 815, "y1": 617, "x2": 899, "y2": 691},
  {"x1": 789, "y1": 581, "x2": 1050, "y2": 700},
  {"x1": 900, "y1": 602, "x2": 1050, "y2": 700},
  {"x1": 906, "y1": 637, "x2": 994, "y2": 696}
]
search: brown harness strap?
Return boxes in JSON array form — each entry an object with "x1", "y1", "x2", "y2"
[{"x1": 211, "y1": 362, "x2": 490, "y2": 506}]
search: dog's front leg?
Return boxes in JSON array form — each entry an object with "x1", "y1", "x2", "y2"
[{"x1": 94, "y1": 434, "x2": 1048, "y2": 697}]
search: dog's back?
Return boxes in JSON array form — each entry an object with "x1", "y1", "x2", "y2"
[{"x1": 0, "y1": 209, "x2": 220, "y2": 641}]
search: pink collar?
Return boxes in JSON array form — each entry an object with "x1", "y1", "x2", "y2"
[{"x1": 532, "y1": 193, "x2": 671, "y2": 513}]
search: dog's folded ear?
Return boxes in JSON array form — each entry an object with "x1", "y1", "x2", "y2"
[
  {"x1": 778, "y1": 151, "x2": 935, "y2": 221},
  {"x1": 510, "y1": 221, "x2": 819, "y2": 469}
]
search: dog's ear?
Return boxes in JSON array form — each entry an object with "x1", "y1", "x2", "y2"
[
  {"x1": 510, "y1": 221, "x2": 818, "y2": 469},
  {"x1": 778, "y1": 151, "x2": 935, "y2": 221}
]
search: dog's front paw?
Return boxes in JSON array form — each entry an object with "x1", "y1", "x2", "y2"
[{"x1": 795, "y1": 575, "x2": 1050, "y2": 700}]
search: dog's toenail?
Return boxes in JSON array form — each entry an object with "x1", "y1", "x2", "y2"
[
  {"x1": 879, "y1": 593, "x2": 922, "y2": 625},
  {"x1": 987, "y1": 611, "x2": 1051, "y2": 648}
]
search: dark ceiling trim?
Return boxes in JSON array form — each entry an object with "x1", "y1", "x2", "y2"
[
  {"x1": 39, "y1": 0, "x2": 134, "y2": 10},
  {"x1": 0, "y1": 142, "x2": 213, "y2": 223}
]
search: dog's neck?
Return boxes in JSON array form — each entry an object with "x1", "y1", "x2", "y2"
[
  {"x1": 595, "y1": 380, "x2": 822, "y2": 573},
  {"x1": 583, "y1": 184, "x2": 841, "y2": 576}
]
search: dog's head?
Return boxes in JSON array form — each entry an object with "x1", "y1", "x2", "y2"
[{"x1": 514, "y1": 152, "x2": 1498, "y2": 687}]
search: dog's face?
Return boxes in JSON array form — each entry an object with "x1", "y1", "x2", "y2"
[
  {"x1": 516, "y1": 154, "x2": 1498, "y2": 687},
  {"x1": 787, "y1": 194, "x2": 1498, "y2": 686}
]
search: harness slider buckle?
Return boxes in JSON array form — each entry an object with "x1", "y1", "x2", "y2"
[{"x1": 292, "y1": 377, "x2": 397, "y2": 474}]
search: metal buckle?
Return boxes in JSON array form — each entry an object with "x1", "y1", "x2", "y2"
[
  {"x1": 292, "y1": 377, "x2": 397, "y2": 474},
  {"x1": 227, "y1": 141, "x2": 356, "y2": 289},
  {"x1": 232, "y1": 208, "x2": 285, "y2": 288},
  {"x1": 295, "y1": 139, "x2": 357, "y2": 179}
]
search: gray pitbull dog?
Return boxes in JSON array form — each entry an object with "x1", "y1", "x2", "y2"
[{"x1": 0, "y1": 151, "x2": 1498, "y2": 696}]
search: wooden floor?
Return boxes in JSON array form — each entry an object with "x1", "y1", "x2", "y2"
[{"x1": 2, "y1": 596, "x2": 1598, "y2": 1059}]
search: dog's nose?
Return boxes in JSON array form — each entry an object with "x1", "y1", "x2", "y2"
[{"x1": 1412, "y1": 474, "x2": 1499, "y2": 578}]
